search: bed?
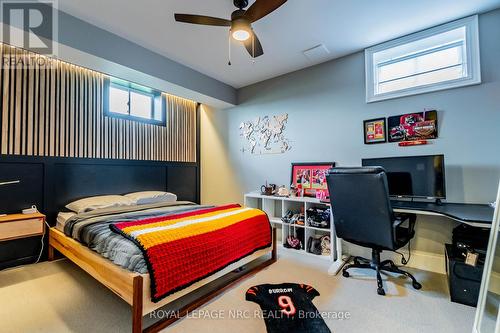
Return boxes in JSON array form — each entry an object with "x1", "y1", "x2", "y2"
[
  {"x1": 0, "y1": 157, "x2": 276, "y2": 332},
  {"x1": 49, "y1": 200, "x2": 276, "y2": 333}
]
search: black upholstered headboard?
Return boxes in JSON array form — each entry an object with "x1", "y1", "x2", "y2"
[{"x1": 0, "y1": 155, "x2": 200, "y2": 224}]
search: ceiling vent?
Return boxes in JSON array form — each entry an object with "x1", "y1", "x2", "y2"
[{"x1": 303, "y1": 44, "x2": 330, "y2": 63}]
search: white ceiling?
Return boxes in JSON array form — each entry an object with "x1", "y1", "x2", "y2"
[{"x1": 59, "y1": 0, "x2": 500, "y2": 89}]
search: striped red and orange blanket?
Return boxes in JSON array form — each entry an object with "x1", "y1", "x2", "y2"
[{"x1": 110, "y1": 204, "x2": 272, "y2": 302}]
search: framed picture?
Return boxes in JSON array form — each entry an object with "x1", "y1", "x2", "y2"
[
  {"x1": 291, "y1": 162, "x2": 335, "y2": 198},
  {"x1": 387, "y1": 110, "x2": 438, "y2": 142},
  {"x1": 364, "y1": 118, "x2": 387, "y2": 144}
]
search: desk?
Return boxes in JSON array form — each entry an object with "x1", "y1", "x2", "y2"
[
  {"x1": 328, "y1": 201, "x2": 494, "y2": 275},
  {"x1": 391, "y1": 200, "x2": 493, "y2": 228}
]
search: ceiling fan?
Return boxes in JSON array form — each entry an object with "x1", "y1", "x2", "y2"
[{"x1": 174, "y1": 0, "x2": 287, "y2": 59}]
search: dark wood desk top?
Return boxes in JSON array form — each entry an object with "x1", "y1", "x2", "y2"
[{"x1": 391, "y1": 200, "x2": 494, "y2": 225}]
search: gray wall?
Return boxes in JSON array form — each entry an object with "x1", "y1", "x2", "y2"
[
  {"x1": 199, "y1": 8, "x2": 500, "y2": 264},
  {"x1": 222, "y1": 8, "x2": 500, "y2": 205}
]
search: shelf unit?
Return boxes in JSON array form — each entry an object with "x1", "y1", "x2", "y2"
[{"x1": 244, "y1": 192, "x2": 335, "y2": 261}]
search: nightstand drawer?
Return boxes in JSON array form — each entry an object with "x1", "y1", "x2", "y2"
[{"x1": 0, "y1": 218, "x2": 44, "y2": 241}]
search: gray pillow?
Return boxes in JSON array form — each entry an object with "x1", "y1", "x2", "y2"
[
  {"x1": 66, "y1": 195, "x2": 134, "y2": 213},
  {"x1": 124, "y1": 191, "x2": 178, "y2": 205}
]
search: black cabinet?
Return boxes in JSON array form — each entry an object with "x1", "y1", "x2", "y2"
[{"x1": 445, "y1": 244, "x2": 484, "y2": 307}]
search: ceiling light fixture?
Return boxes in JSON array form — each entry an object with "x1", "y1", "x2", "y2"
[
  {"x1": 174, "y1": 0, "x2": 289, "y2": 59},
  {"x1": 232, "y1": 29, "x2": 250, "y2": 41},
  {"x1": 231, "y1": 18, "x2": 251, "y2": 41}
]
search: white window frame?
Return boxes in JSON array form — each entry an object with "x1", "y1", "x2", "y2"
[
  {"x1": 103, "y1": 77, "x2": 166, "y2": 126},
  {"x1": 365, "y1": 15, "x2": 481, "y2": 103}
]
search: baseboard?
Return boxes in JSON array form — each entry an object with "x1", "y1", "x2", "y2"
[
  {"x1": 343, "y1": 244, "x2": 447, "y2": 274},
  {"x1": 394, "y1": 251, "x2": 500, "y2": 296},
  {"x1": 342, "y1": 243, "x2": 500, "y2": 295},
  {"x1": 398, "y1": 250, "x2": 447, "y2": 274},
  {"x1": 379, "y1": 250, "x2": 500, "y2": 295}
]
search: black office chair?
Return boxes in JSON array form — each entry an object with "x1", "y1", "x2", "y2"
[{"x1": 326, "y1": 167, "x2": 422, "y2": 296}]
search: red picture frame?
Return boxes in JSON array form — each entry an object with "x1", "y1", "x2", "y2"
[{"x1": 291, "y1": 162, "x2": 335, "y2": 197}]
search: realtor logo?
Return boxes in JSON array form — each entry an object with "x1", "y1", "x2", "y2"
[{"x1": 1, "y1": 0, "x2": 58, "y2": 55}]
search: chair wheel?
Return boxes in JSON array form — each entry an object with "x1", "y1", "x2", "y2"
[
  {"x1": 377, "y1": 288, "x2": 386, "y2": 296},
  {"x1": 342, "y1": 271, "x2": 350, "y2": 278},
  {"x1": 412, "y1": 282, "x2": 422, "y2": 290}
]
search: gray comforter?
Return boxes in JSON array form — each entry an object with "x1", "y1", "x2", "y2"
[{"x1": 63, "y1": 202, "x2": 212, "y2": 273}]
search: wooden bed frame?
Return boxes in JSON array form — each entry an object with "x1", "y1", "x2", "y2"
[{"x1": 48, "y1": 227, "x2": 277, "y2": 333}]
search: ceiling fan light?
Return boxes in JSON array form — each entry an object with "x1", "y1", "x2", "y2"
[
  {"x1": 231, "y1": 17, "x2": 251, "y2": 41},
  {"x1": 232, "y1": 29, "x2": 250, "y2": 41}
]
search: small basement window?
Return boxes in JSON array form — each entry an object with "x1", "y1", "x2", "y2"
[
  {"x1": 365, "y1": 15, "x2": 481, "y2": 103},
  {"x1": 104, "y1": 77, "x2": 165, "y2": 126}
]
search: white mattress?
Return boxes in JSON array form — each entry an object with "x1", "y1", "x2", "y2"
[{"x1": 56, "y1": 212, "x2": 76, "y2": 232}]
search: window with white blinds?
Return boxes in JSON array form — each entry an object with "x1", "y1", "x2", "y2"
[{"x1": 365, "y1": 15, "x2": 481, "y2": 102}]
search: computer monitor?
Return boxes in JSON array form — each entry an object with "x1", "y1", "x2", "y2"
[{"x1": 362, "y1": 155, "x2": 446, "y2": 199}]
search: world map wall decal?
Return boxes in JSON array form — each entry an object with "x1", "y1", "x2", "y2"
[{"x1": 239, "y1": 113, "x2": 292, "y2": 155}]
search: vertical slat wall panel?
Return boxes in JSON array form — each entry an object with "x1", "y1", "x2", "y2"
[
  {"x1": 60, "y1": 65, "x2": 65, "y2": 156},
  {"x1": 1, "y1": 44, "x2": 8, "y2": 154},
  {"x1": 0, "y1": 44, "x2": 197, "y2": 162},
  {"x1": 49, "y1": 58, "x2": 56, "y2": 157},
  {"x1": 14, "y1": 48, "x2": 21, "y2": 155},
  {"x1": 38, "y1": 56, "x2": 45, "y2": 156},
  {"x1": 53, "y1": 59, "x2": 59, "y2": 156}
]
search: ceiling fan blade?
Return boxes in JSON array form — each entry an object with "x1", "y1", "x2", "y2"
[
  {"x1": 244, "y1": 0, "x2": 287, "y2": 23},
  {"x1": 174, "y1": 14, "x2": 231, "y2": 26},
  {"x1": 243, "y1": 32, "x2": 264, "y2": 58}
]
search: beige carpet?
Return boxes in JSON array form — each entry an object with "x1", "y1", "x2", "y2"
[{"x1": 0, "y1": 249, "x2": 475, "y2": 333}]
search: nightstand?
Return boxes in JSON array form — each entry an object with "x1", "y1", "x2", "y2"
[{"x1": 0, "y1": 213, "x2": 45, "y2": 242}]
